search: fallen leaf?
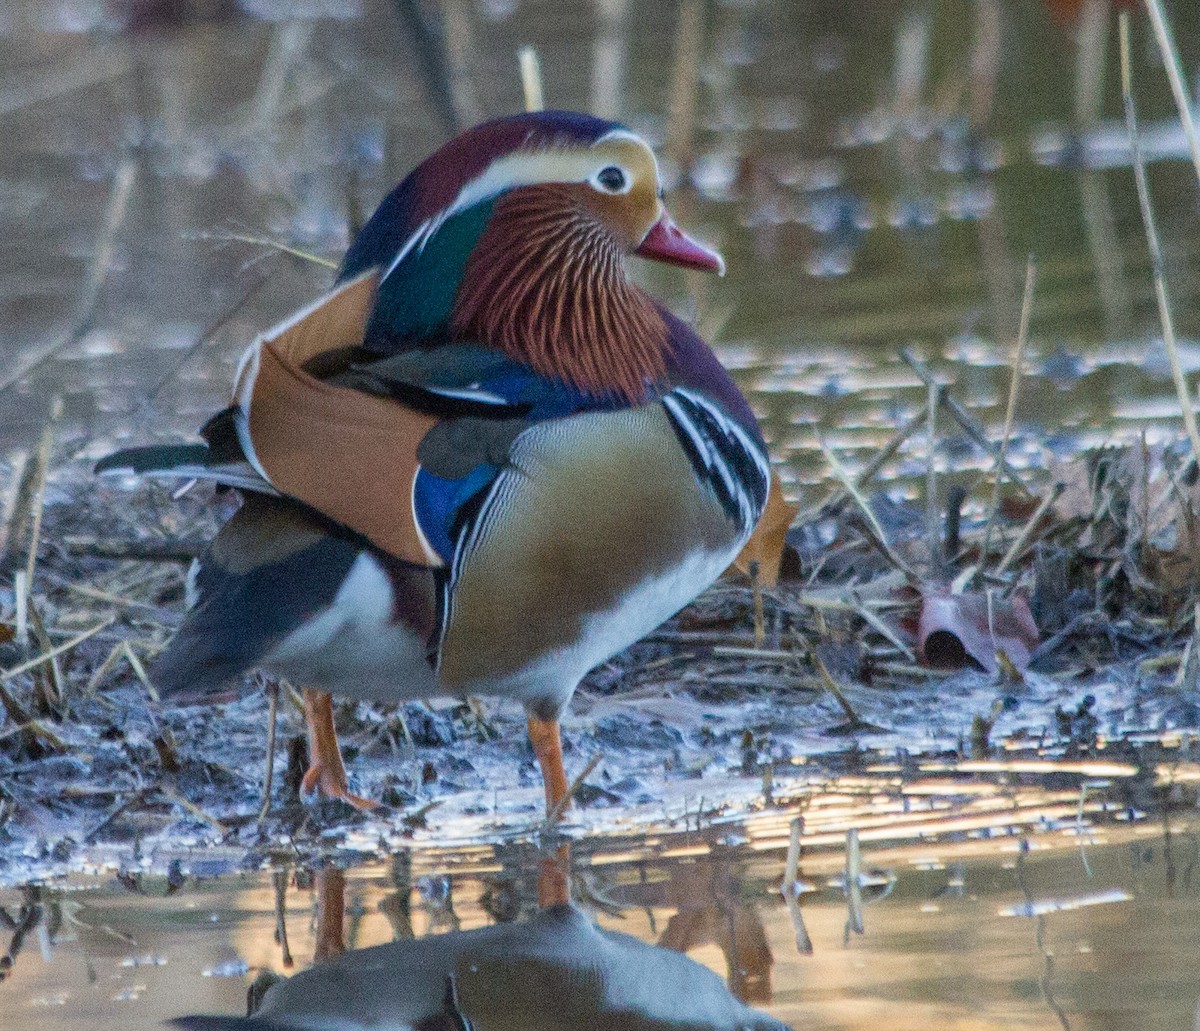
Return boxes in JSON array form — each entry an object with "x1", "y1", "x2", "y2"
[
  {"x1": 730, "y1": 472, "x2": 799, "y2": 587},
  {"x1": 0, "y1": 623, "x2": 12, "y2": 645},
  {"x1": 917, "y1": 588, "x2": 1040, "y2": 674}
]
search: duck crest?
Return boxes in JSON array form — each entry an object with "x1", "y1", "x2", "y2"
[{"x1": 450, "y1": 185, "x2": 669, "y2": 404}]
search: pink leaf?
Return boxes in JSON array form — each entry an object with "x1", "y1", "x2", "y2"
[{"x1": 917, "y1": 589, "x2": 1040, "y2": 673}]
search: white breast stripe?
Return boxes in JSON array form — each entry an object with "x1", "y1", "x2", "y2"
[
  {"x1": 663, "y1": 388, "x2": 771, "y2": 537},
  {"x1": 434, "y1": 467, "x2": 515, "y2": 668}
]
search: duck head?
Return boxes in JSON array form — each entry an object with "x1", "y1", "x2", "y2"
[{"x1": 341, "y1": 111, "x2": 724, "y2": 402}]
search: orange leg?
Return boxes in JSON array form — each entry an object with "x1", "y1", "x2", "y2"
[
  {"x1": 538, "y1": 844, "x2": 571, "y2": 908},
  {"x1": 527, "y1": 715, "x2": 570, "y2": 816},
  {"x1": 313, "y1": 867, "x2": 347, "y2": 961},
  {"x1": 301, "y1": 688, "x2": 375, "y2": 810}
]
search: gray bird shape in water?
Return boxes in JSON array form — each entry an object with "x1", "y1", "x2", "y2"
[{"x1": 172, "y1": 903, "x2": 793, "y2": 1031}]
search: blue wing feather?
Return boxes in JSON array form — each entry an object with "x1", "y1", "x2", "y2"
[{"x1": 404, "y1": 348, "x2": 630, "y2": 565}]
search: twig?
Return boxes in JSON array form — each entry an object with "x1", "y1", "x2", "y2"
[
  {"x1": 189, "y1": 230, "x2": 337, "y2": 269},
  {"x1": 63, "y1": 537, "x2": 203, "y2": 563},
  {"x1": 997, "y1": 483, "x2": 1065, "y2": 576},
  {"x1": 1142, "y1": 0, "x2": 1200, "y2": 189},
  {"x1": 979, "y1": 256, "x2": 1037, "y2": 577},
  {"x1": 0, "y1": 155, "x2": 136, "y2": 395},
  {"x1": 901, "y1": 347, "x2": 1036, "y2": 498},
  {"x1": 812, "y1": 652, "x2": 863, "y2": 727},
  {"x1": 844, "y1": 828, "x2": 864, "y2": 937},
  {"x1": 819, "y1": 440, "x2": 919, "y2": 581},
  {"x1": 1119, "y1": 13, "x2": 1200, "y2": 462},
  {"x1": 545, "y1": 752, "x2": 604, "y2": 827},
  {"x1": 814, "y1": 402, "x2": 933, "y2": 518},
  {"x1": 518, "y1": 45, "x2": 544, "y2": 112},
  {"x1": 158, "y1": 784, "x2": 227, "y2": 835},
  {"x1": 24, "y1": 397, "x2": 61, "y2": 594},
  {"x1": 145, "y1": 271, "x2": 269, "y2": 402},
  {"x1": 925, "y1": 379, "x2": 940, "y2": 571},
  {"x1": 0, "y1": 618, "x2": 114, "y2": 683},
  {"x1": 259, "y1": 681, "x2": 280, "y2": 824}
]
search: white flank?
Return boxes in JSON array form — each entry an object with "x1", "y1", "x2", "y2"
[{"x1": 264, "y1": 553, "x2": 437, "y2": 701}]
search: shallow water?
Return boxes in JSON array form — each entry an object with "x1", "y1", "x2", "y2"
[
  {"x1": 5, "y1": 1, "x2": 1200, "y2": 1028},
  {"x1": 5, "y1": 766, "x2": 1200, "y2": 1031}
]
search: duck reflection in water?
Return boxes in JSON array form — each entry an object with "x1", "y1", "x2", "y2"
[{"x1": 174, "y1": 853, "x2": 791, "y2": 1031}]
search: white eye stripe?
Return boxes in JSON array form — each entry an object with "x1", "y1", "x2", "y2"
[{"x1": 381, "y1": 134, "x2": 658, "y2": 282}]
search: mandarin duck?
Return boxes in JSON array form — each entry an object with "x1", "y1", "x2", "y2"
[{"x1": 99, "y1": 111, "x2": 770, "y2": 814}]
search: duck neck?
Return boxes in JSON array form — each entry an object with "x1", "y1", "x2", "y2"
[{"x1": 450, "y1": 186, "x2": 669, "y2": 404}]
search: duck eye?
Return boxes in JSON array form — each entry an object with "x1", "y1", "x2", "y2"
[{"x1": 595, "y1": 165, "x2": 627, "y2": 193}]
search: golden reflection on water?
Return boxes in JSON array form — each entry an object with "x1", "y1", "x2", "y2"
[{"x1": 2, "y1": 767, "x2": 1199, "y2": 1030}]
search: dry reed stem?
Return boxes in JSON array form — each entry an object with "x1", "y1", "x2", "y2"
[
  {"x1": 0, "y1": 451, "x2": 27, "y2": 570},
  {"x1": 249, "y1": 22, "x2": 312, "y2": 137},
  {"x1": 783, "y1": 816, "x2": 802, "y2": 890},
  {"x1": 1074, "y1": 0, "x2": 1110, "y2": 128},
  {"x1": 979, "y1": 256, "x2": 1037, "y2": 576},
  {"x1": 159, "y1": 784, "x2": 227, "y2": 835},
  {"x1": 749, "y1": 560, "x2": 765, "y2": 647},
  {"x1": 781, "y1": 818, "x2": 815, "y2": 952},
  {"x1": 0, "y1": 618, "x2": 114, "y2": 684},
  {"x1": 857, "y1": 605, "x2": 915, "y2": 660},
  {"x1": 997, "y1": 482, "x2": 1066, "y2": 576},
  {"x1": 1119, "y1": 12, "x2": 1200, "y2": 462},
  {"x1": 0, "y1": 155, "x2": 135, "y2": 394},
  {"x1": 809, "y1": 400, "x2": 932, "y2": 520},
  {"x1": 190, "y1": 230, "x2": 337, "y2": 269},
  {"x1": 0, "y1": 43, "x2": 128, "y2": 117},
  {"x1": 844, "y1": 827, "x2": 864, "y2": 936},
  {"x1": 518, "y1": 46, "x2": 544, "y2": 112},
  {"x1": 900, "y1": 347, "x2": 1036, "y2": 498},
  {"x1": 441, "y1": 0, "x2": 483, "y2": 130},
  {"x1": 812, "y1": 652, "x2": 862, "y2": 726},
  {"x1": 121, "y1": 641, "x2": 159, "y2": 703},
  {"x1": 545, "y1": 750, "x2": 605, "y2": 827},
  {"x1": 925, "y1": 379, "x2": 940, "y2": 570},
  {"x1": 259, "y1": 682, "x2": 280, "y2": 824},
  {"x1": 665, "y1": 0, "x2": 703, "y2": 168},
  {"x1": 1142, "y1": 0, "x2": 1200, "y2": 189},
  {"x1": 23, "y1": 397, "x2": 61, "y2": 595},
  {"x1": 819, "y1": 440, "x2": 919, "y2": 581},
  {"x1": 146, "y1": 271, "x2": 270, "y2": 402}
]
